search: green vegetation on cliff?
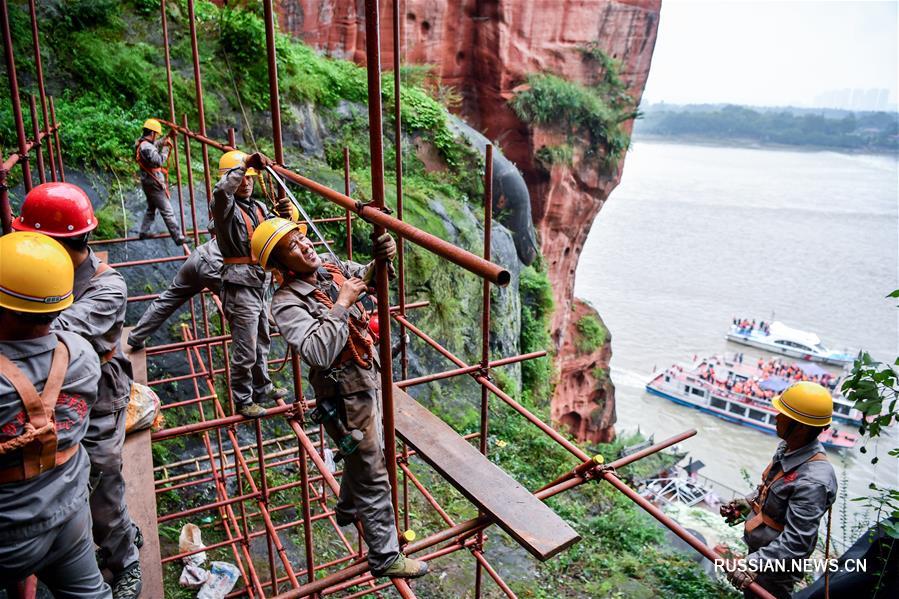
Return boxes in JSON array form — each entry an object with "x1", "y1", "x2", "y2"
[{"x1": 511, "y1": 47, "x2": 638, "y2": 167}]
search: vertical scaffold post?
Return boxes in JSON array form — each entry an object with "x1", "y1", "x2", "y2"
[
  {"x1": 49, "y1": 96, "x2": 64, "y2": 181},
  {"x1": 343, "y1": 147, "x2": 353, "y2": 260},
  {"x1": 1, "y1": 0, "x2": 33, "y2": 194},
  {"x1": 262, "y1": 0, "x2": 285, "y2": 172},
  {"x1": 363, "y1": 0, "x2": 400, "y2": 524},
  {"x1": 474, "y1": 143, "x2": 494, "y2": 598},
  {"x1": 28, "y1": 95, "x2": 46, "y2": 184},
  {"x1": 392, "y1": 0, "x2": 412, "y2": 534},
  {"x1": 28, "y1": 0, "x2": 56, "y2": 182},
  {"x1": 186, "y1": 0, "x2": 213, "y2": 211},
  {"x1": 160, "y1": 0, "x2": 186, "y2": 238}
]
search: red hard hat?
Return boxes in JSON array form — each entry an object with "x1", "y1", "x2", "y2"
[
  {"x1": 13, "y1": 182, "x2": 97, "y2": 237},
  {"x1": 369, "y1": 314, "x2": 380, "y2": 340}
]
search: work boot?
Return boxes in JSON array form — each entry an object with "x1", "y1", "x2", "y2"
[
  {"x1": 112, "y1": 561, "x2": 142, "y2": 599},
  {"x1": 127, "y1": 334, "x2": 145, "y2": 351},
  {"x1": 173, "y1": 236, "x2": 186, "y2": 246},
  {"x1": 256, "y1": 386, "x2": 290, "y2": 405},
  {"x1": 375, "y1": 554, "x2": 429, "y2": 579},
  {"x1": 138, "y1": 231, "x2": 150, "y2": 240},
  {"x1": 238, "y1": 403, "x2": 267, "y2": 418},
  {"x1": 335, "y1": 510, "x2": 357, "y2": 527}
]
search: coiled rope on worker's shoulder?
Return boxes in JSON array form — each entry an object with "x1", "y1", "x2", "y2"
[{"x1": 312, "y1": 262, "x2": 373, "y2": 369}]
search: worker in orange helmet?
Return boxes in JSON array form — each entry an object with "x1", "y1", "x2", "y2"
[
  {"x1": 250, "y1": 218, "x2": 429, "y2": 579},
  {"x1": 720, "y1": 382, "x2": 837, "y2": 598}
]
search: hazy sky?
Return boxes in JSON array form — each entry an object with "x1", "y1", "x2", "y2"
[{"x1": 642, "y1": 0, "x2": 899, "y2": 107}]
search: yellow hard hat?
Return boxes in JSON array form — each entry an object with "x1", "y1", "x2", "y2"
[
  {"x1": 772, "y1": 381, "x2": 833, "y2": 427},
  {"x1": 219, "y1": 150, "x2": 257, "y2": 177},
  {"x1": 250, "y1": 217, "x2": 308, "y2": 270},
  {"x1": 0, "y1": 232, "x2": 74, "y2": 313},
  {"x1": 143, "y1": 118, "x2": 163, "y2": 134}
]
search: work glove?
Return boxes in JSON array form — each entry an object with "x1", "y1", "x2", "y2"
[
  {"x1": 274, "y1": 197, "x2": 293, "y2": 219},
  {"x1": 245, "y1": 152, "x2": 273, "y2": 172},
  {"x1": 724, "y1": 560, "x2": 756, "y2": 591},
  {"x1": 372, "y1": 233, "x2": 397, "y2": 261},
  {"x1": 720, "y1": 497, "x2": 751, "y2": 525}
]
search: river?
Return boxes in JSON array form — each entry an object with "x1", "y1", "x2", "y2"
[{"x1": 575, "y1": 139, "x2": 898, "y2": 549}]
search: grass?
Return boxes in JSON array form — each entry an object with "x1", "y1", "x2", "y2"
[
  {"x1": 511, "y1": 48, "x2": 638, "y2": 167},
  {"x1": 575, "y1": 313, "x2": 608, "y2": 354},
  {"x1": 519, "y1": 263, "x2": 555, "y2": 406}
]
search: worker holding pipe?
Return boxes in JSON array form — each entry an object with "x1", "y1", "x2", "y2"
[
  {"x1": 250, "y1": 217, "x2": 429, "y2": 579},
  {"x1": 212, "y1": 150, "x2": 292, "y2": 418},
  {"x1": 135, "y1": 118, "x2": 185, "y2": 246},
  {"x1": 13, "y1": 183, "x2": 142, "y2": 598},
  {"x1": 721, "y1": 382, "x2": 837, "y2": 598},
  {"x1": 127, "y1": 239, "x2": 222, "y2": 350},
  {"x1": 0, "y1": 232, "x2": 110, "y2": 597}
]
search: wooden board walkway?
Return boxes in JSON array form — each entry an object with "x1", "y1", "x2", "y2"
[
  {"x1": 393, "y1": 386, "x2": 581, "y2": 561},
  {"x1": 121, "y1": 327, "x2": 165, "y2": 597}
]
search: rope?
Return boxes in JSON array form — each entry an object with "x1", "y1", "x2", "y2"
[
  {"x1": 311, "y1": 263, "x2": 373, "y2": 369},
  {"x1": 0, "y1": 421, "x2": 54, "y2": 455},
  {"x1": 824, "y1": 505, "x2": 832, "y2": 599}
]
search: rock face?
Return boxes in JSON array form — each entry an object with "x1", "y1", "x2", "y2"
[{"x1": 278, "y1": 0, "x2": 661, "y2": 442}]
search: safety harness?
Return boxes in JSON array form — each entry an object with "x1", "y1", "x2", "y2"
[
  {"x1": 311, "y1": 263, "x2": 374, "y2": 370},
  {"x1": 135, "y1": 137, "x2": 171, "y2": 198},
  {"x1": 0, "y1": 337, "x2": 75, "y2": 484},
  {"x1": 222, "y1": 204, "x2": 266, "y2": 266},
  {"x1": 91, "y1": 261, "x2": 119, "y2": 364},
  {"x1": 744, "y1": 452, "x2": 829, "y2": 533}
]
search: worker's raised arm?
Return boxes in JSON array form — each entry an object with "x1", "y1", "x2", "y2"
[
  {"x1": 139, "y1": 137, "x2": 169, "y2": 168},
  {"x1": 211, "y1": 165, "x2": 245, "y2": 222}
]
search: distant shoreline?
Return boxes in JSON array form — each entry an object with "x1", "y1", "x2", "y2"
[{"x1": 631, "y1": 133, "x2": 899, "y2": 158}]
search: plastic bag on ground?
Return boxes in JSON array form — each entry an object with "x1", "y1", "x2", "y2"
[
  {"x1": 178, "y1": 564, "x2": 208, "y2": 588},
  {"x1": 178, "y1": 523, "x2": 206, "y2": 566},
  {"x1": 197, "y1": 561, "x2": 240, "y2": 599},
  {"x1": 126, "y1": 381, "x2": 162, "y2": 433}
]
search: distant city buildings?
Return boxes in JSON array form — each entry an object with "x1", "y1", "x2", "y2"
[{"x1": 813, "y1": 88, "x2": 895, "y2": 111}]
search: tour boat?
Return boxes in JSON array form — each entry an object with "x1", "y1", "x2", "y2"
[
  {"x1": 726, "y1": 320, "x2": 855, "y2": 366},
  {"x1": 646, "y1": 357, "x2": 858, "y2": 450}
]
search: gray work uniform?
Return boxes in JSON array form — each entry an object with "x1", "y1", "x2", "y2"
[
  {"x1": 0, "y1": 332, "x2": 111, "y2": 598},
  {"x1": 52, "y1": 250, "x2": 138, "y2": 575},
  {"x1": 136, "y1": 136, "x2": 182, "y2": 242},
  {"x1": 212, "y1": 165, "x2": 274, "y2": 407},
  {"x1": 129, "y1": 240, "x2": 223, "y2": 345},
  {"x1": 743, "y1": 439, "x2": 837, "y2": 599},
  {"x1": 271, "y1": 258, "x2": 400, "y2": 573}
]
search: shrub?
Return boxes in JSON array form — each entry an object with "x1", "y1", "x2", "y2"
[{"x1": 575, "y1": 313, "x2": 607, "y2": 354}]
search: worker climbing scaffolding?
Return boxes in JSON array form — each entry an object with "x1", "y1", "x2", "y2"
[{"x1": 135, "y1": 118, "x2": 184, "y2": 246}]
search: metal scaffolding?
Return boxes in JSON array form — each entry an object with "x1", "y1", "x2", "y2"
[{"x1": 0, "y1": 1, "x2": 775, "y2": 598}]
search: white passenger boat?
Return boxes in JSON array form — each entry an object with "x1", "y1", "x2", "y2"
[
  {"x1": 646, "y1": 356, "x2": 858, "y2": 450},
  {"x1": 726, "y1": 320, "x2": 855, "y2": 366}
]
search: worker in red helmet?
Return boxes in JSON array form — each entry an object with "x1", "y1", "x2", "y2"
[
  {"x1": 14, "y1": 182, "x2": 142, "y2": 599},
  {"x1": 136, "y1": 118, "x2": 184, "y2": 246},
  {"x1": 250, "y1": 218, "x2": 429, "y2": 579}
]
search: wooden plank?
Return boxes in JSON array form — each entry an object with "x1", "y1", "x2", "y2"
[
  {"x1": 121, "y1": 328, "x2": 164, "y2": 598},
  {"x1": 393, "y1": 386, "x2": 581, "y2": 561}
]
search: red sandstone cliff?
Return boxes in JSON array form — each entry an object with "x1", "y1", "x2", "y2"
[{"x1": 277, "y1": 0, "x2": 661, "y2": 443}]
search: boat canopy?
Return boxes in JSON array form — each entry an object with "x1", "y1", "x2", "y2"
[
  {"x1": 768, "y1": 321, "x2": 822, "y2": 347},
  {"x1": 760, "y1": 376, "x2": 790, "y2": 392}
]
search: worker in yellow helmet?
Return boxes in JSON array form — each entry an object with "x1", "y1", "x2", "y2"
[
  {"x1": 135, "y1": 118, "x2": 184, "y2": 246},
  {"x1": 0, "y1": 232, "x2": 110, "y2": 597},
  {"x1": 250, "y1": 218, "x2": 429, "y2": 579},
  {"x1": 720, "y1": 382, "x2": 838, "y2": 598},
  {"x1": 212, "y1": 150, "x2": 292, "y2": 418}
]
